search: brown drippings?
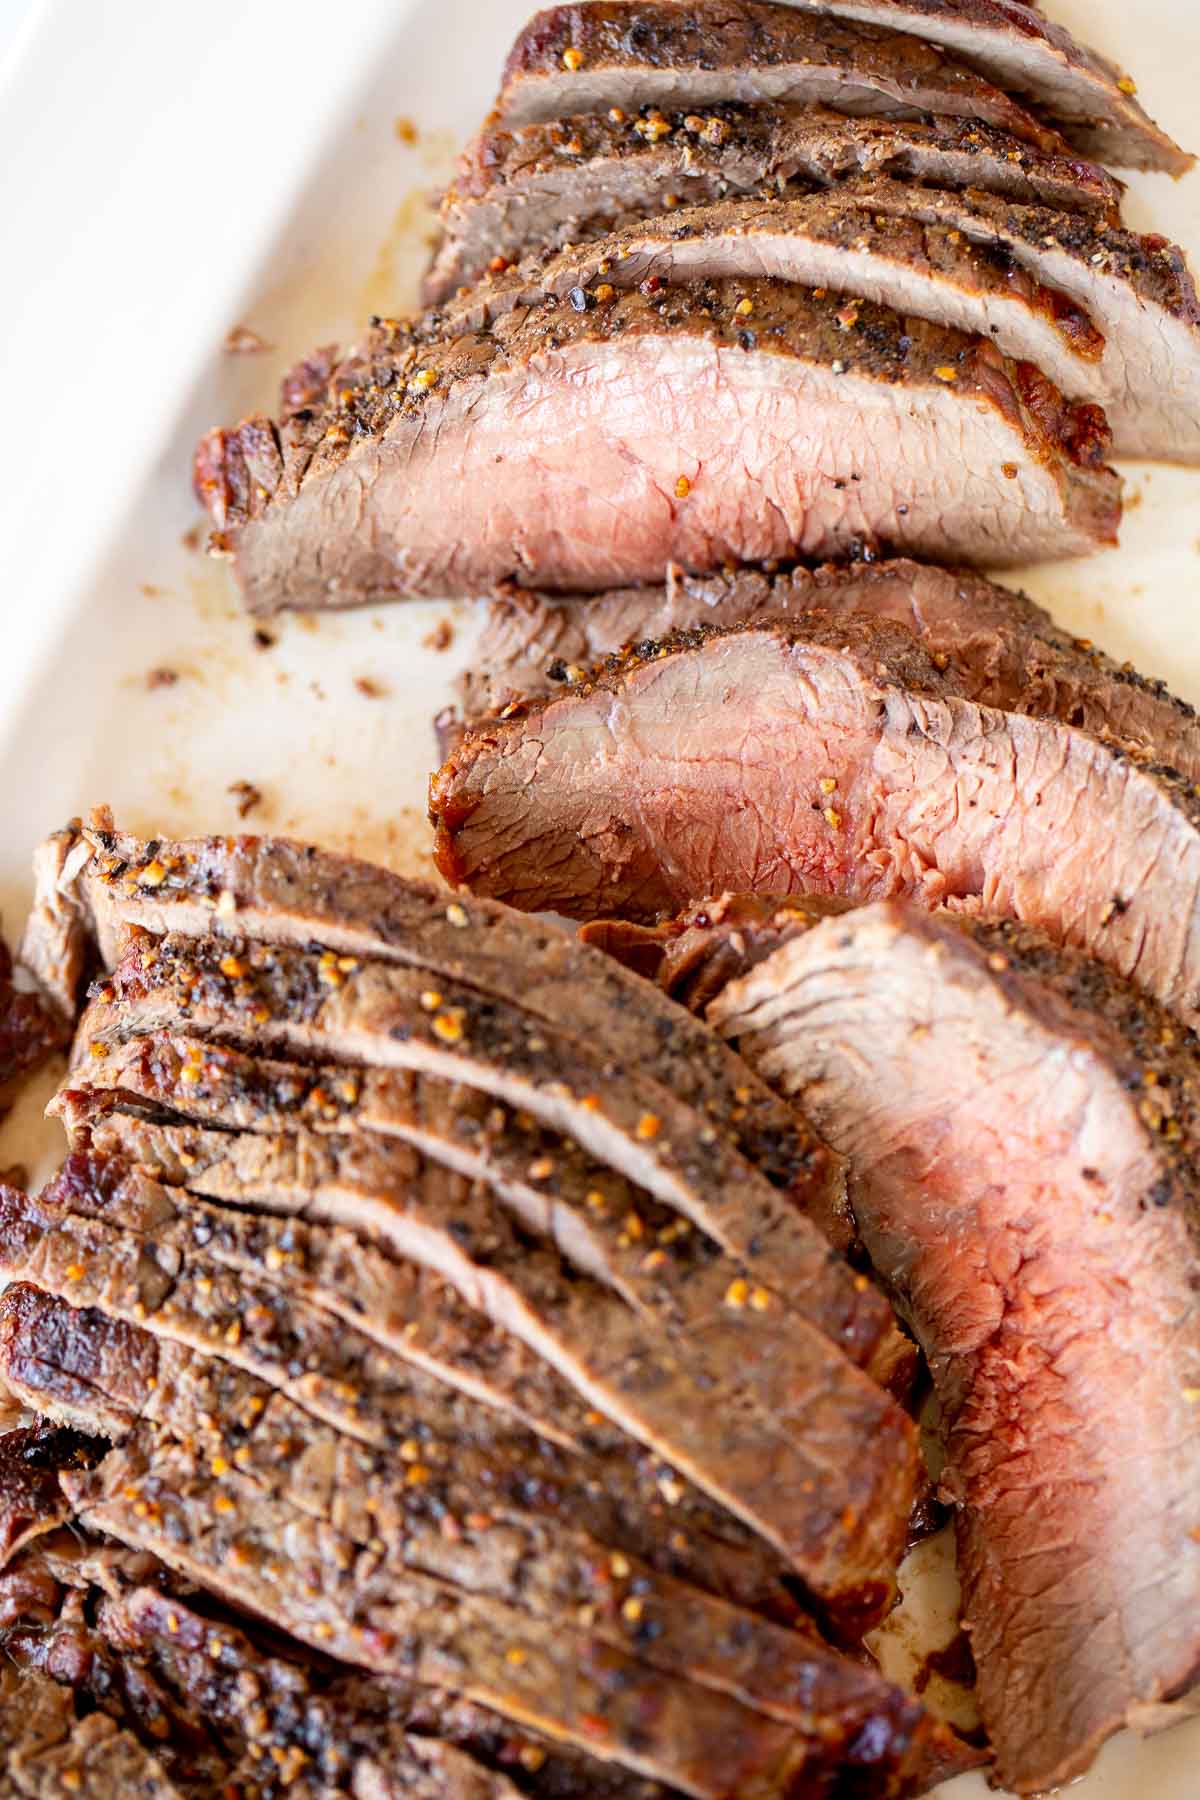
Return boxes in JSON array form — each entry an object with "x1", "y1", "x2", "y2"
[
  {"x1": 423, "y1": 618, "x2": 456, "y2": 654},
  {"x1": 228, "y1": 780, "x2": 264, "y2": 820},
  {"x1": 224, "y1": 324, "x2": 272, "y2": 355},
  {"x1": 914, "y1": 1629, "x2": 977, "y2": 1695}
]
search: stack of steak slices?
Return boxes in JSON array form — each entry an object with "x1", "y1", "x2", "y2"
[
  {"x1": 0, "y1": 817, "x2": 986, "y2": 1797},
  {"x1": 194, "y1": 0, "x2": 1199, "y2": 614}
]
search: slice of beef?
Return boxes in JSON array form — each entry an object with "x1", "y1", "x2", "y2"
[
  {"x1": 831, "y1": 179, "x2": 1200, "y2": 462},
  {"x1": 775, "y1": 0, "x2": 1193, "y2": 172},
  {"x1": 426, "y1": 103, "x2": 1122, "y2": 302},
  {"x1": 698, "y1": 904, "x2": 1200, "y2": 1793},
  {"x1": 64, "y1": 1432, "x2": 837, "y2": 1799},
  {"x1": 101, "y1": 1584, "x2": 662, "y2": 1800},
  {"x1": 75, "y1": 932, "x2": 894, "y2": 1376},
  {"x1": 18, "y1": 825, "x2": 96, "y2": 1022},
  {"x1": 451, "y1": 559, "x2": 1200, "y2": 783},
  {"x1": 496, "y1": 1, "x2": 1070, "y2": 150},
  {"x1": 38, "y1": 822, "x2": 846, "y2": 1234},
  {"x1": 433, "y1": 177, "x2": 1200, "y2": 463},
  {"x1": 0, "y1": 1422, "x2": 102, "y2": 1570},
  {"x1": 0, "y1": 1292, "x2": 944, "y2": 1770},
  {"x1": 69, "y1": 1056, "x2": 890, "y2": 1378},
  {"x1": 1, "y1": 1153, "x2": 917, "y2": 1624},
  {"x1": 0, "y1": 1283, "x2": 798, "y2": 1631},
  {"x1": 194, "y1": 280, "x2": 1119, "y2": 611},
  {"x1": 99, "y1": 1585, "x2": 538, "y2": 1800},
  {"x1": 0, "y1": 1666, "x2": 184, "y2": 1799},
  {"x1": 0, "y1": 934, "x2": 68, "y2": 1102},
  {"x1": 431, "y1": 613, "x2": 1200, "y2": 1031},
  {"x1": 432, "y1": 192, "x2": 1108, "y2": 413}
]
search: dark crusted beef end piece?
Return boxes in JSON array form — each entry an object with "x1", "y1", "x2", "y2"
[
  {"x1": 0, "y1": 1422, "x2": 106, "y2": 1570},
  {"x1": 0, "y1": 936, "x2": 68, "y2": 1101}
]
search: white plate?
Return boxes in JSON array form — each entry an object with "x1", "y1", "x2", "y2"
[{"x1": 0, "y1": 2, "x2": 1197, "y2": 1792}]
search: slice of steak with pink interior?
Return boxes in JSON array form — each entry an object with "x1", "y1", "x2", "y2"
[
  {"x1": 433, "y1": 192, "x2": 1107, "y2": 414},
  {"x1": 695, "y1": 904, "x2": 1200, "y2": 1793},
  {"x1": 774, "y1": 0, "x2": 1193, "y2": 171},
  {"x1": 452, "y1": 559, "x2": 1200, "y2": 779},
  {"x1": 431, "y1": 613, "x2": 1200, "y2": 1030},
  {"x1": 832, "y1": 180, "x2": 1200, "y2": 463},
  {"x1": 496, "y1": 1, "x2": 1071, "y2": 151},
  {"x1": 426, "y1": 103, "x2": 1122, "y2": 302},
  {"x1": 194, "y1": 280, "x2": 1119, "y2": 611}
]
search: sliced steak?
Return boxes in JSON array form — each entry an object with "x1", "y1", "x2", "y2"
[
  {"x1": 431, "y1": 613, "x2": 1200, "y2": 1030},
  {"x1": 0, "y1": 1422, "x2": 102, "y2": 1571},
  {"x1": 496, "y1": 1, "x2": 1070, "y2": 150},
  {"x1": 0, "y1": 1540, "x2": 651, "y2": 1800},
  {"x1": 830, "y1": 179, "x2": 1200, "y2": 462},
  {"x1": 100, "y1": 1585, "x2": 540, "y2": 1800},
  {"x1": 64, "y1": 1432, "x2": 841, "y2": 1799},
  {"x1": 0, "y1": 935, "x2": 67, "y2": 1101},
  {"x1": 698, "y1": 905, "x2": 1200, "y2": 1793},
  {"x1": 7, "y1": 1148, "x2": 605, "y2": 1457},
  {"x1": 0, "y1": 1666, "x2": 184, "y2": 1800},
  {"x1": 431, "y1": 177, "x2": 1200, "y2": 461},
  {"x1": 60, "y1": 1025, "x2": 875, "y2": 1345},
  {"x1": 433, "y1": 193, "x2": 1107, "y2": 415},
  {"x1": 776, "y1": 0, "x2": 1192, "y2": 172},
  {"x1": 3, "y1": 1150, "x2": 916, "y2": 1624},
  {"x1": 0, "y1": 1283, "x2": 798, "y2": 1631},
  {"x1": 42, "y1": 821, "x2": 844, "y2": 1232},
  {"x1": 1, "y1": 1293, "x2": 946, "y2": 1774},
  {"x1": 75, "y1": 932, "x2": 894, "y2": 1375},
  {"x1": 452, "y1": 559, "x2": 1200, "y2": 779},
  {"x1": 426, "y1": 103, "x2": 1122, "y2": 302},
  {"x1": 194, "y1": 280, "x2": 1119, "y2": 610}
]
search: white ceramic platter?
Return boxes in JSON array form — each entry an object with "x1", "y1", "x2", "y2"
[{"x1": 0, "y1": 2, "x2": 1197, "y2": 1792}]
